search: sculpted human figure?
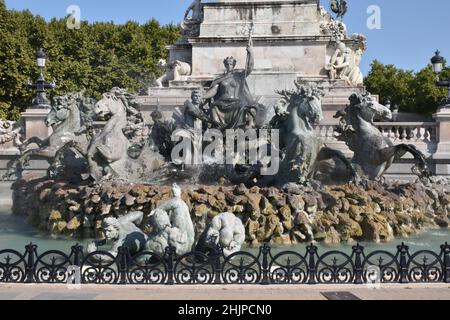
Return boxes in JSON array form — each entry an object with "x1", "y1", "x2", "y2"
[
  {"x1": 196, "y1": 212, "x2": 246, "y2": 257},
  {"x1": 183, "y1": 0, "x2": 202, "y2": 23},
  {"x1": 183, "y1": 89, "x2": 217, "y2": 130},
  {"x1": 181, "y1": 0, "x2": 203, "y2": 36},
  {"x1": 87, "y1": 211, "x2": 148, "y2": 261},
  {"x1": 326, "y1": 42, "x2": 363, "y2": 86},
  {"x1": 149, "y1": 109, "x2": 176, "y2": 160},
  {"x1": 0, "y1": 120, "x2": 23, "y2": 147},
  {"x1": 203, "y1": 45, "x2": 258, "y2": 130},
  {"x1": 145, "y1": 184, "x2": 195, "y2": 256},
  {"x1": 326, "y1": 42, "x2": 349, "y2": 81}
]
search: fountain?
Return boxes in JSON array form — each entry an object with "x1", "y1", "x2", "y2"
[{"x1": 3, "y1": 0, "x2": 450, "y2": 258}]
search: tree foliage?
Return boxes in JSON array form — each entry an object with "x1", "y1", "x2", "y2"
[
  {"x1": 365, "y1": 60, "x2": 450, "y2": 114},
  {"x1": 0, "y1": 7, "x2": 180, "y2": 120}
]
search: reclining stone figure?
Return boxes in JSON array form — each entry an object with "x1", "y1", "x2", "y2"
[
  {"x1": 86, "y1": 211, "x2": 148, "y2": 262},
  {"x1": 145, "y1": 183, "x2": 195, "y2": 256},
  {"x1": 196, "y1": 212, "x2": 246, "y2": 257}
]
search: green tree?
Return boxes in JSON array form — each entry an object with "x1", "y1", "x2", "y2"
[
  {"x1": 0, "y1": 6, "x2": 180, "y2": 120},
  {"x1": 364, "y1": 60, "x2": 415, "y2": 112},
  {"x1": 413, "y1": 65, "x2": 449, "y2": 113},
  {"x1": 365, "y1": 60, "x2": 450, "y2": 115}
]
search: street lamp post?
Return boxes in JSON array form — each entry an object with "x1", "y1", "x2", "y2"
[
  {"x1": 431, "y1": 50, "x2": 450, "y2": 107},
  {"x1": 431, "y1": 50, "x2": 450, "y2": 162},
  {"x1": 28, "y1": 48, "x2": 55, "y2": 109}
]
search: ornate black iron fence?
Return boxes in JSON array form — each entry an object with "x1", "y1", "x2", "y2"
[{"x1": 0, "y1": 242, "x2": 449, "y2": 285}]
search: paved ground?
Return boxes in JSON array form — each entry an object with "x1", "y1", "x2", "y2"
[{"x1": 0, "y1": 283, "x2": 449, "y2": 300}]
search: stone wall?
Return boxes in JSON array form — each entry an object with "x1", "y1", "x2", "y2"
[{"x1": 13, "y1": 178, "x2": 450, "y2": 245}]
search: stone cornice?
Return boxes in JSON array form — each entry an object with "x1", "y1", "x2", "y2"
[{"x1": 204, "y1": 0, "x2": 319, "y2": 9}]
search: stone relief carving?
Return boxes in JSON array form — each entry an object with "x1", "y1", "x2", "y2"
[
  {"x1": 156, "y1": 59, "x2": 192, "y2": 88},
  {"x1": 0, "y1": 120, "x2": 24, "y2": 147},
  {"x1": 320, "y1": 20, "x2": 348, "y2": 40},
  {"x1": 325, "y1": 41, "x2": 364, "y2": 86}
]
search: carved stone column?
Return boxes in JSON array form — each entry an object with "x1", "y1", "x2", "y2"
[{"x1": 433, "y1": 104, "x2": 450, "y2": 176}]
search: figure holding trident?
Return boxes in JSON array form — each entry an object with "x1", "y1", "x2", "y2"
[{"x1": 203, "y1": 21, "x2": 259, "y2": 130}]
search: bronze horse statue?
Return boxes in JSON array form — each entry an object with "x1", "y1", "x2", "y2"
[
  {"x1": 334, "y1": 93, "x2": 432, "y2": 181},
  {"x1": 54, "y1": 88, "x2": 165, "y2": 182},
  {"x1": 268, "y1": 81, "x2": 359, "y2": 185},
  {"x1": 3, "y1": 92, "x2": 92, "y2": 180}
]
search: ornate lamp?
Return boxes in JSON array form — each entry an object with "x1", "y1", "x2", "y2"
[
  {"x1": 29, "y1": 48, "x2": 55, "y2": 109},
  {"x1": 431, "y1": 50, "x2": 450, "y2": 106},
  {"x1": 36, "y1": 48, "x2": 46, "y2": 69}
]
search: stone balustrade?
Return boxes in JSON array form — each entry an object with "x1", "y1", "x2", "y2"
[{"x1": 317, "y1": 122, "x2": 438, "y2": 146}]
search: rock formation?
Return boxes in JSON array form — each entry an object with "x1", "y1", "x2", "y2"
[{"x1": 13, "y1": 178, "x2": 450, "y2": 246}]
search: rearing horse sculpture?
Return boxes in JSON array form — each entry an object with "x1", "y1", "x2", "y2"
[
  {"x1": 3, "y1": 92, "x2": 91, "y2": 180},
  {"x1": 57, "y1": 88, "x2": 165, "y2": 182},
  {"x1": 268, "y1": 81, "x2": 359, "y2": 185},
  {"x1": 334, "y1": 92, "x2": 432, "y2": 181}
]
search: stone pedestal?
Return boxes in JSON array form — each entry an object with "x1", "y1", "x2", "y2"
[
  {"x1": 433, "y1": 105, "x2": 450, "y2": 175},
  {"x1": 21, "y1": 108, "x2": 52, "y2": 140}
]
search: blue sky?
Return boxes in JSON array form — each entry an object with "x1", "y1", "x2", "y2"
[{"x1": 5, "y1": 0, "x2": 450, "y2": 75}]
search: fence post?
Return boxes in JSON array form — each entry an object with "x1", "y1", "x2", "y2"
[
  {"x1": 353, "y1": 244, "x2": 365, "y2": 285},
  {"x1": 306, "y1": 244, "x2": 318, "y2": 285},
  {"x1": 117, "y1": 246, "x2": 129, "y2": 285},
  {"x1": 441, "y1": 242, "x2": 450, "y2": 283},
  {"x1": 165, "y1": 246, "x2": 176, "y2": 285},
  {"x1": 68, "y1": 244, "x2": 84, "y2": 285},
  {"x1": 398, "y1": 243, "x2": 410, "y2": 284},
  {"x1": 24, "y1": 243, "x2": 37, "y2": 284},
  {"x1": 261, "y1": 243, "x2": 271, "y2": 285},
  {"x1": 212, "y1": 245, "x2": 223, "y2": 285},
  {"x1": 70, "y1": 243, "x2": 84, "y2": 267}
]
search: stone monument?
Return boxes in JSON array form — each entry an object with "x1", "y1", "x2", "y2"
[{"x1": 139, "y1": 0, "x2": 366, "y2": 123}]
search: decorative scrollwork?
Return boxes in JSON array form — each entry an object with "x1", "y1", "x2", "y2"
[
  {"x1": 222, "y1": 252, "x2": 261, "y2": 284},
  {"x1": 81, "y1": 251, "x2": 119, "y2": 284},
  {"x1": 1, "y1": 243, "x2": 449, "y2": 285},
  {"x1": 363, "y1": 250, "x2": 399, "y2": 283},
  {"x1": 128, "y1": 251, "x2": 167, "y2": 284},
  {"x1": 34, "y1": 250, "x2": 72, "y2": 283},
  {"x1": 269, "y1": 251, "x2": 308, "y2": 284},
  {"x1": 174, "y1": 252, "x2": 214, "y2": 284},
  {"x1": 316, "y1": 251, "x2": 354, "y2": 284},
  {"x1": 408, "y1": 250, "x2": 443, "y2": 283},
  {"x1": 0, "y1": 250, "x2": 26, "y2": 283}
]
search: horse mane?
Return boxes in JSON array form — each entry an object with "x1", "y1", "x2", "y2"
[
  {"x1": 276, "y1": 81, "x2": 324, "y2": 121},
  {"x1": 106, "y1": 87, "x2": 149, "y2": 148},
  {"x1": 107, "y1": 87, "x2": 140, "y2": 115}
]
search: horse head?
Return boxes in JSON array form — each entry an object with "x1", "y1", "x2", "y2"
[
  {"x1": 46, "y1": 94, "x2": 79, "y2": 129},
  {"x1": 94, "y1": 87, "x2": 133, "y2": 120},
  {"x1": 351, "y1": 93, "x2": 392, "y2": 123},
  {"x1": 338, "y1": 93, "x2": 392, "y2": 131},
  {"x1": 289, "y1": 82, "x2": 324, "y2": 129}
]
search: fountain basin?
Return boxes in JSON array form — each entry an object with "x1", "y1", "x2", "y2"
[{"x1": 12, "y1": 177, "x2": 450, "y2": 246}]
